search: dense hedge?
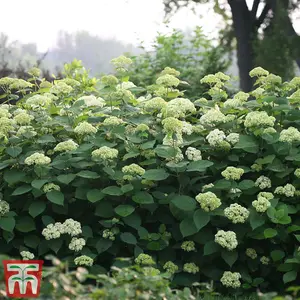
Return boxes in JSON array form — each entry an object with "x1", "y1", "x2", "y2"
[{"x1": 0, "y1": 57, "x2": 300, "y2": 294}]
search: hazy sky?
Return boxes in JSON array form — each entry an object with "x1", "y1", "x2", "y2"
[
  {"x1": 1, "y1": 0, "x2": 299, "y2": 52},
  {"x1": 0, "y1": 0, "x2": 221, "y2": 51}
]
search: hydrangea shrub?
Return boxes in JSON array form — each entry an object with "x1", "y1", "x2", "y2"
[{"x1": 0, "y1": 59, "x2": 300, "y2": 292}]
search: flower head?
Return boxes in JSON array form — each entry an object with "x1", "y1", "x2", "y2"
[
  {"x1": 43, "y1": 183, "x2": 61, "y2": 193},
  {"x1": 135, "y1": 253, "x2": 155, "y2": 265},
  {"x1": 163, "y1": 261, "x2": 178, "y2": 274},
  {"x1": 279, "y1": 127, "x2": 300, "y2": 143},
  {"x1": 162, "y1": 98, "x2": 196, "y2": 118},
  {"x1": 246, "y1": 248, "x2": 257, "y2": 259},
  {"x1": 69, "y1": 237, "x2": 86, "y2": 252},
  {"x1": 255, "y1": 176, "x2": 271, "y2": 190},
  {"x1": 74, "y1": 255, "x2": 93, "y2": 266},
  {"x1": 181, "y1": 241, "x2": 196, "y2": 252},
  {"x1": 244, "y1": 111, "x2": 275, "y2": 128},
  {"x1": 221, "y1": 167, "x2": 244, "y2": 181},
  {"x1": 249, "y1": 67, "x2": 269, "y2": 77},
  {"x1": 0, "y1": 200, "x2": 10, "y2": 216},
  {"x1": 25, "y1": 153, "x2": 51, "y2": 166},
  {"x1": 183, "y1": 263, "x2": 199, "y2": 274},
  {"x1": 221, "y1": 271, "x2": 241, "y2": 288},
  {"x1": 54, "y1": 140, "x2": 78, "y2": 152},
  {"x1": 92, "y1": 146, "x2": 118, "y2": 160},
  {"x1": 196, "y1": 192, "x2": 221, "y2": 212},
  {"x1": 156, "y1": 74, "x2": 180, "y2": 87},
  {"x1": 224, "y1": 203, "x2": 249, "y2": 224},
  {"x1": 206, "y1": 129, "x2": 226, "y2": 147},
  {"x1": 20, "y1": 251, "x2": 34, "y2": 260},
  {"x1": 74, "y1": 121, "x2": 97, "y2": 135},
  {"x1": 215, "y1": 230, "x2": 238, "y2": 250},
  {"x1": 185, "y1": 147, "x2": 202, "y2": 161}
]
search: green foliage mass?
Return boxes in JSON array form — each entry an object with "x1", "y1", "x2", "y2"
[
  {"x1": 0, "y1": 56, "x2": 300, "y2": 295},
  {"x1": 128, "y1": 27, "x2": 230, "y2": 100}
]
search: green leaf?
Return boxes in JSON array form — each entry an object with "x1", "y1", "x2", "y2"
[
  {"x1": 96, "y1": 239, "x2": 112, "y2": 253},
  {"x1": 250, "y1": 211, "x2": 265, "y2": 230},
  {"x1": 171, "y1": 195, "x2": 196, "y2": 212},
  {"x1": 155, "y1": 145, "x2": 178, "y2": 159},
  {"x1": 120, "y1": 232, "x2": 137, "y2": 244},
  {"x1": 271, "y1": 250, "x2": 285, "y2": 262},
  {"x1": 6, "y1": 146, "x2": 22, "y2": 158},
  {"x1": 0, "y1": 217, "x2": 15, "y2": 232},
  {"x1": 239, "y1": 180, "x2": 255, "y2": 190},
  {"x1": 46, "y1": 191, "x2": 64, "y2": 206},
  {"x1": 49, "y1": 239, "x2": 63, "y2": 254},
  {"x1": 87, "y1": 189, "x2": 104, "y2": 203},
  {"x1": 132, "y1": 191, "x2": 154, "y2": 204},
  {"x1": 283, "y1": 271, "x2": 297, "y2": 284},
  {"x1": 193, "y1": 209, "x2": 210, "y2": 230},
  {"x1": 29, "y1": 201, "x2": 46, "y2": 218},
  {"x1": 16, "y1": 216, "x2": 35, "y2": 232},
  {"x1": 24, "y1": 235, "x2": 40, "y2": 249},
  {"x1": 57, "y1": 174, "x2": 76, "y2": 184},
  {"x1": 180, "y1": 218, "x2": 198, "y2": 237},
  {"x1": 142, "y1": 169, "x2": 169, "y2": 181},
  {"x1": 204, "y1": 241, "x2": 219, "y2": 256},
  {"x1": 77, "y1": 170, "x2": 100, "y2": 179},
  {"x1": 121, "y1": 184, "x2": 134, "y2": 193},
  {"x1": 214, "y1": 179, "x2": 231, "y2": 190},
  {"x1": 31, "y1": 179, "x2": 48, "y2": 190},
  {"x1": 12, "y1": 185, "x2": 32, "y2": 196},
  {"x1": 102, "y1": 186, "x2": 123, "y2": 196},
  {"x1": 115, "y1": 205, "x2": 135, "y2": 217},
  {"x1": 37, "y1": 135, "x2": 56, "y2": 144},
  {"x1": 187, "y1": 160, "x2": 214, "y2": 172},
  {"x1": 222, "y1": 250, "x2": 238, "y2": 267},
  {"x1": 234, "y1": 135, "x2": 259, "y2": 153},
  {"x1": 255, "y1": 155, "x2": 276, "y2": 165},
  {"x1": 264, "y1": 228, "x2": 277, "y2": 238}
]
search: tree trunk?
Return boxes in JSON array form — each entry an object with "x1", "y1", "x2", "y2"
[
  {"x1": 269, "y1": 0, "x2": 300, "y2": 69},
  {"x1": 228, "y1": 0, "x2": 255, "y2": 92}
]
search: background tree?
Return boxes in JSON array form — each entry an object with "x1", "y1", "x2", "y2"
[{"x1": 164, "y1": 0, "x2": 300, "y2": 91}]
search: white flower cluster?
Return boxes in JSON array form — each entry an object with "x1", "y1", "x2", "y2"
[
  {"x1": 226, "y1": 133, "x2": 239, "y2": 145},
  {"x1": 0, "y1": 108, "x2": 11, "y2": 118},
  {"x1": 24, "y1": 153, "x2": 51, "y2": 166},
  {"x1": 181, "y1": 241, "x2": 196, "y2": 252},
  {"x1": 43, "y1": 183, "x2": 60, "y2": 193},
  {"x1": 117, "y1": 81, "x2": 136, "y2": 90},
  {"x1": 74, "y1": 121, "x2": 97, "y2": 135},
  {"x1": 156, "y1": 74, "x2": 180, "y2": 87},
  {"x1": 252, "y1": 192, "x2": 273, "y2": 212},
  {"x1": 92, "y1": 146, "x2": 118, "y2": 160},
  {"x1": 111, "y1": 55, "x2": 132, "y2": 69},
  {"x1": 103, "y1": 116, "x2": 124, "y2": 126},
  {"x1": 162, "y1": 134, "x2": 184, "y2": 148},
  {"x1": 221, "y1": 167, "x2": 244, "y2": 181},
  {"x1": 260, "y1": 256, "x2": 270, "y2": 265},
  {"x1": 74, "y1": 255, "x2": 93, "y2": 266},
  {"x1": 200, "y1": 108, "x2": 227, "y2": 127},
  {"x1": 0, "y1": 117, "x2": 15, "y2": 136},
  {"x1": 144, "y1": 97, "x2": 167, "y2": 113},
  {"x1": 244, "y1": 111, "x2": 275, "y2": 128},
  {"x1": 16, "y1": 126, "x2": 37, "y2": 137},
  {"x1": 255, "y1": 176, "x2": 271, "y2": 190},
  {"x1": 183, "y1": 263, "x2": 199, "y2": 274},
  {"x1": 220, "y1": 271, "x2": 241, "y2": 288},
  {"x1": 275, "y1": 184, "x2": 296, "y2": 197},
  {"x1": 163, "y1": 261, "x2": 179, "y2": 274},
  {"x1": 249, "y1": 67, "x2": 269, "y2": 77},
  {"x1": 161, "y1": 67, "x2": 180, "y2": 77},
  {"x1": 101, "y1": 75, "x2": 119, "y2": 86},
  {"x1": 185, "y1": 147, "x2": 202, "y2": 161},
  {"x1": 103, "y1": 229, "x2": 117, "y2": 241},
  {"x1": 68, "y1": 237, "x2": 86, "y2": 252},
  {"x1": 54, "y1": 140, "x2": 78, "y2": 152},
  {"x1": 182, "y1": 121, "x2": 193, "y2": 135},
  {"x1": 20, "y1": 251, "x2": 34, "y2": 260},
  {"x1": 162, "y1": 98, "x2": 196, "y2": 118},
  {"x1": 195, "y1": 192, "x2": 221, "y2": 212},
  {"x1": 206, "y1": 129, "x2": 226, "y2": 147},
  {"x1": 0, "y1": 200, "x2": 10, "y2": 216},
  {"x1": 77, "y1": 95, "x2": 105, "y2": 107},
  {"x1": 13, "y1": 112, "x2": 34, "y2": 125},
  {"x1": 224, "y1": 203, "x2": 249, "y2": 224},
  {"x1": 246, "y1": 248, "x2": 257, "y2": 259},
  {"x1": 279, "y1": 127, "x2": 300, "y2": 143},
  {"x1": 42, "y1": 218, "x2": 82, "y2": 240},
  {"x1": 50, "y1": 82, "x2": 73, "y2": 95},
  {"x1": 162, "y1": 117, "x2": 183, "y2": 134},
  {"x1": 215, "y1": 230, "x2": 238, "y2": 250},
  {"x1": 26, "y1": 95, "x2": 52, "y2": 109},
  {"x1": 122, "y1": 163, "x2": 145, "y2": 180},
  {"x1": 295, "y1": 168, "x2": 300, "y2": 178}
]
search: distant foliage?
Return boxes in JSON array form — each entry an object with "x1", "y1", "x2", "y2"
[{"x1": 128, "y1": 27, "x2": 230, "y2": 99}]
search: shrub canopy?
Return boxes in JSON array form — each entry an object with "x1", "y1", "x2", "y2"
[{"x1": 0, "y1": 58, "x2": 300, "y2": 293}]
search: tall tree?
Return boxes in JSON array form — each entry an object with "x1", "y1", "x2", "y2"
[{"x1": 164, "y1": 0, "x2": 300, "y2": 91}]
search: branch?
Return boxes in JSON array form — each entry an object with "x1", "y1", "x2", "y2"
[
  {"x1": 251, "y1": 0, "x2": 260, "y2": 19},
  {"x1": 255, "y1": 3, "x2": 271, "y2": 27}
]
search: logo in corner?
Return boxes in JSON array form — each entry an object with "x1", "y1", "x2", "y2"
[{"x1": 3, "y1": 260, "x2": 43, "y2": 298}]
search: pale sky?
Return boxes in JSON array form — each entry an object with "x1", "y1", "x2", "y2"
[
  {"x1": 0, "y1": 0, "x2": 221, "y2": 51},
  {"x1": 0, "y1": 0, "x2": 299, "y2": 52}
]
